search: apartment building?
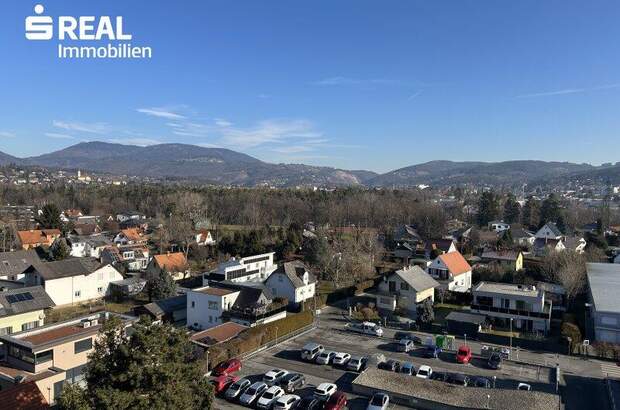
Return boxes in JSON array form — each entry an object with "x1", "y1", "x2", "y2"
[
  {"x1": 0, "y1": 286, "x2": 55, "y2": 337},
  {"x1": 586, "y1": 263, "x2": 620, "y2": 343},
  {"x1": 0, "y1": 311, "x2": 136, "y2": 405},
  {"x1": 203, "y1": 252, "x2": 277, "y2": 284},
  {"x1": 471, "y1": 282, "x2": 552, "y2": 334}
]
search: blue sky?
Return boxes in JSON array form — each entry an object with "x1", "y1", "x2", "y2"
[{"x1": 1, "y1": 0, "x2": 619, "y2": 173}]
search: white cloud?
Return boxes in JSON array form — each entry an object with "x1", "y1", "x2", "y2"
[
  {"x1": 219, "y1": 119, "x2": 323, "y2": 148},
  {"x1": 45, "y1": 132, "x2": 75, "y2": 140},
  {"x1": 516, "y1": 83, "x2": 620, "y2": 98},
  {"x1": 0, "y1": 131, "x2": 15, "y2": 138},
  {"x1": 107, "y1": 138, "x2": 161, "y2": 146},
  {"x1": 271, "y1": 145, "x2": 316, "y2": 154},
  {"x1": 136, "y1": 107, "x2": 186, "y2": 119},
  {"x1": 53, "y1": 120, "x2": 108, "y2": 134},
  {"x1": 215, "y1": 118, "x2": 233, "y2": 127},
  {"x1": 407, "y1": 91, "x2": 423, "y2": 100},
  {"x1": 314, "y1": 76, "x2": 405, "y2": 87}
]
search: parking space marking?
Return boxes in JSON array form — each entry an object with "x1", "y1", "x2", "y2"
[{"x1": 601, "y1": 362, "x2": 620, "y2": 379}]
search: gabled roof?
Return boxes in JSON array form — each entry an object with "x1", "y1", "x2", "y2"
[
  {"x1": 0, "y1": 250, "x2": 41, "y2": 278},
  {"x1": 391, "y1": 266, "x2": 439, "y2": 292},
  {"x1": 533, "y1": 237, "x2": 562, "y2": 250},
  {"x1": 272, "y1": 260, "x2": 316, "y2": 288},
  {"x1": 190, "y1": 322, "x2": 247, "y2": 346},
  {"x1": 140, "y1": 294, "x2": 186, "y2": 317},
  {"x1": 153, "y1": 252, "x2": 187, "y2": 272},
  {"x1": 510, "y1": 228, "x2": 534, "y2": 239},
  {"x1": 119, "y1": 228, "x2": 143, "y2": 242},
  {"x1": 17, "y1": 230, "x2": 61, "y2": 246},
  {"x1": 214, "y1": 281, "x2": 274, "y2": 308},
  {"x1": 438, "y1": 251, "x2": 471, "y2": 276},
  {"x1": 394, "y1": 225, "x2": 423, "y2": 243},
  {"x1": 71, "y1": 223, "x2": 101, "y2": 236},
  {"x1": 0, "y1": 381, "x2": 49, "y2": 410},
  {"x1": 481, "y1": 250, "x2": 521, "y2": 262},
  {"x1": 0, "y1": 286, "x2": 54, "y2": 317},
  {"x1": 24, "y1": 258, "x2": 104, "y2": 280},
  {"x1": 539, "y1": 222, "x2": 563, "y2": 237},
  {"x1": 564, "y1": 236, "x2": 586, "y2": 250},
  {"x1": 425, "y1": 239, "x2": 455, "y2": 253}
]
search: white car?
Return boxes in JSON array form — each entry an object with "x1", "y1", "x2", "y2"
[
  {"x1": 256, "y1": 385, "x2": 284, "y2": 409},
  {"x1": 332, "y1": 352, "x2": 351, "y2": 366},
  {"x1": 416, "y1": 365, "x2": 433, "y2": 379},
  {"x1": 239, "y1": 382, "x2": 268, "y2": 406},
  {"x1": 273, "y1": 394, "x2": 301, "y2": 410},
  {"x1": 346, "y1": 356, "x2": 367, "y2": 372},
  {"x1": 346, "y1": 321, "x2": 384, "y2": 337},
  {"x1": 314, "y1": 382, "x2": 337, "y2": 401},
  {"x1": 316, "y1": 350, "x2": 336, "y2": 365},
  {"x1": 517, "y1": 383, "x2": 532, "y2": 391},
  {"x1": 263, "y1": 369, "x2": 289, "y2": 386},
  {"x1": 367, "y1": 392, "x2": 390, "y2": 410}
]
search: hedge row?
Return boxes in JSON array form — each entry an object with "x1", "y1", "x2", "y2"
[{"x1": 204, "y1": 310, "x2": 314, "y2": 371}]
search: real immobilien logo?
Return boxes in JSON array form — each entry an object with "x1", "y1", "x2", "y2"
[{"x1": 25, "y1": 4, "x2": 152, "y2": 59}]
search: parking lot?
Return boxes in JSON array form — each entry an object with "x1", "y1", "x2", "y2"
[{"x1": 212, "y1": 322, "x2": 555, "y2": 409}]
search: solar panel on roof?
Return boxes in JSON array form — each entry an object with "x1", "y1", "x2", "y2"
[
  {"x1": 5, "y1": 292, "x2": 33, "y2": 304},
  {"x1": 5, "y1": 295, "x2": 17, "y2": 304}
]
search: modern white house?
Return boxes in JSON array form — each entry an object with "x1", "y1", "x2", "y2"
[
  {"x1": 265, "y1": 260, "x2": 317, "y2": 307},
  {"x1": 488, "y1": 221, "x2": 510, "y2": 233},
  {"x1": 374, "y1": 265, "x2": 439, "y2": 315},
  {"x1": 68, "y1": 235, "x2": 111, "y2": 258},
  {"x1": 187, "y1": 282, "x2": 284, "y2": 331},
  {"x1": 427, "y1": 251, "x2": 472, "y2": 293},
  {"x1": 21, "y1": 258, "x2": 124, "y2": 306},
  {"x1": 203, "y1": 252, "x2": 277, "y2": 284},
  {"x1": 586, "y1": 263, "x2": 620, "y2": 343},
  {"x1": 471, "y1": 282, "x2": 552, "y2": 334}
]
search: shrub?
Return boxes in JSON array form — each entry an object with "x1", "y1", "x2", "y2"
[{"x1": 560, "y1": 321, "x2": 582, "y2": 352}]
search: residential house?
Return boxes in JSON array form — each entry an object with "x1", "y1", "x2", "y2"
[
  {"x1": 195, "y1": 230, "x2": 216, "y2": 246},
  {"x1": 471, "y1": 282, "x2": 552, "y2": 334},
  {"x1": 70, "y1": 223, "x2": 102, "y2": 236},
  {"x1": 535, "y1": 222, "x2": 564, "y2": 240},
  {"x1": 488, "y1": 221, "x2": 510, "y2": 233},
  {"x1": 511, "y1": 228, "x2": 535, "y2": 247},
  {"x1": 481, "y1": 250, "x2": 524, "y2": 271},
  {"x1": 16, "y1": 230, "x2": 61, "y2": 250},
  {"x1": 108, "y1": 277, "x2": 147, "y2": 300},
  {"x1": 265, "y1": 260, "x2": 317, "y2": 308},
  {"x1": 424, "y1": 239, "x2": 457, "y2": 259},
  {"x1": 113, "y1": 228, "x2": 146, "y2": 246},
  {"x1": 204, "y1": 252, "x2": 277, "y2": 284},
  {"x1": 67, "y1": 235, "x2": 110, "y2": 258},
  {"x1": 21, "y1": 258, "x2": 123, "y2": 306},
  {"x1": 374, "y1": 265, "x2": 439, "y2": 316},
  {"x1": 134, "y1": 295, "x2": 187, "y2": 325},
  {"x1": 532, "y1": 223, "x2": 566, "y2": 256},
  {"x1": 76, "y1": 215, "x2": 99, "y2": 225},
  {"x1": 187, "y1": 281, "x2": 284, "y2": 330},
  {"x1": 100, "y1": 246, "x2": 149, "y2": 272},
  {"x1": 427, "y1": 251, "x2": 472, "y2": 293},
  {"x1": 393, "y1": 225, "x2": 424, "y2": 260},
  {"x1": 586, "y1": 263, "x2": 620, "y2": 343},
  {"x1": 0, "y1": 250, "x2": 41, "y2": 281},
  {"x1": 116, "y1": 211, "x2": 146, "y2": 223},
  {"x1": 0, "y1": 311, "x2": 136, "y2": 405},
  {"x1": 146, "y1": 252, "x2": 189, "y2": 281},
  {"x1": 0, "y1": 286, "x2": 55, "y2": 337},
  {"x1": 60, "y1": 209, "x2": 83, "y2": 222}
]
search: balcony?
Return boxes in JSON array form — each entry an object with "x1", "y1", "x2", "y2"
[
  {"x1": 222, "y1": 303, "x2": 287, "y2": 322},
  {"x1": 471, "y1": 303, "x2": 551, "y2": 320}
]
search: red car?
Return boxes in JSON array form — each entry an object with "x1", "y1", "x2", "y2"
[
  {"x1": 210, "y1": 375, "x2": 239, "y2": 394},
  {"x1": 324, "y1": 391, "x2": 347, "y2": 410},
  {"x1": 212, "y1": 358, "x2": 242, "y2": 376},
  {"x1": 456, "y1": 345, "x2": 472, "y2": 364}
]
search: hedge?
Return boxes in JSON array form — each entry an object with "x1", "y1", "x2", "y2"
[{"x1": 204, "y1": 310, "x2": 314, "y2": 371}]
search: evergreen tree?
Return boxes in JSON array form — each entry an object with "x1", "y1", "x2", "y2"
[
  {"x1": 539, "y1": 194, "x2": 562, "y2": 227},
  {"x1": 147, "y1": 269, "x2": 177, "y2": 301},
  {"x1": 521, "y1": 196, "x2": 540, "y2": 230},
  {"x1": 476, "y1": 191, "x2": 500, "y2": 227},
  {"x1": 51, "y1": 238, "x2": 70, "y2": 260},
  {"x1": 496, "y1": 230, "x2": 514, "y2": 250},
  {"x1": 36, "y1": 203, "x2": 62, "y2": 229},
  {"x1": 502, "y1": 194, "x2": 521, "y2": 224},
  {"x1": 57, "y1": 317, "x2": 213, "y2": 410},
  {"x1": 416, "y1": 298, "x2": 435, "y2": 325}
]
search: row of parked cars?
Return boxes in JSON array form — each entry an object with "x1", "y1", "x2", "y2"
[{"x1": 301, "y1": 342, "x2": 368, "y2": 372}]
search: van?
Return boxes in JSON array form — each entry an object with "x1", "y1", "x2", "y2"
[{"x1": 301, "y1": 342, "x2": 324, "y2": 361}]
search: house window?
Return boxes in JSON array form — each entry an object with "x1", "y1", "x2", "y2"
[
  {"x1": 501, "y1": 298, "x2": 510, "y2": 309},
  {"x1": 400, "y1": 282, "x2": 409, "y2": 291},
  {"x1": 35, "y1": 349, "x2": 53, "y2": 364},
  {"x1": 74, "y1": 291, "x2": 81, "y2": 298},
  {"x1": 208, "y1": 316, "x2": 213, "y2": 323},
  {"x1": 74, "y1": 338, "x2": 93, "y2": 354},
  {"x1": 98, "y1": 272, "x2": 104, "y2": 280},
  {"x1": 0, "y1": 326, "x2": 13, "y2": 336},
  {"x1": 208, "y1": 301, "x2": 218, "y2": 310},
  {"x1": 389, "y1": 281, "x2": 396, "y2": 292},
  {"x1": 191, "y1": 301, "x2": 195, "y2": 308},
  {"x1": 21, "y1": 321, "x2": 39, "y2": 331},
  {"x1": 97, "y1": 287, "x2": 103, "y2": 293},
  {"x1": 278, "y1": 275, "x2": 283, "y2": 282}
]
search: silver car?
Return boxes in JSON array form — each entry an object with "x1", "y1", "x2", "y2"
[
  {"x1": 224, "y1": 378, "x2": 251, "y2": 400},
  {"x1": 239, "y1": 381, "x2": 268, "y2": 406}
]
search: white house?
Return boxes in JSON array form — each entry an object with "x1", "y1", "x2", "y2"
[
  {"x1": 488, "y1": 221, "x2": 510, "y2": 233},
  {"x1": 195, "y1": 230, "x2": 216, "y2": 246},
  {"x1": 427, "y1": 251, "x2": 472, "y2": 293},
  {"x1": 375, "y1": 265, "x2": 439, "y2": 315},
  {"x1": 203, "y1": 252, "x2": 277, "y2": 284},
  {"x1": 187, "y1": 286, "x2": 241, "y2": 330},
  {"x1": 21, "y1": 258, "x2": 124, "y2": 306},
  {"x1": 113, "y1": 228, "x2": 146, "y2": 246},
  {"x1": 116, "y1": 211, "x2": 146, "y2": 223},
  {"x1": 535, "y1": 222, "x2": 563, "y2": 240},
  {"x1": 68, "y1": 235, "x2": 111, "y2": 258},
  {"x1": 265, "y1": 261, "x2": 317, "y2": 307}
]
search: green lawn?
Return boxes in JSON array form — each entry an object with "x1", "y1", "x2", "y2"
[{"x1": 45, "y1": 299, "x2": 141, "y2": 324}]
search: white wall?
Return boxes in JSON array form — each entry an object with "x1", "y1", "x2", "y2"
[
  {"x1": 44, "y1": 265, "x2": 123, "y2": 306},
  {"x1": 265, "y1": 273, "x2": 316, "y2": 304},
  {"x1": 186, "y1": 288, "x2": 240, "y2": 330}
]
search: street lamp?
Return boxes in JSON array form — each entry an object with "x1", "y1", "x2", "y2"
[
  {"x1": 584, "y1": 303, "x2": 592, "y2": 340},
  {"x1": 509, "y1": 318, "x2": 513, "y2": 358}
]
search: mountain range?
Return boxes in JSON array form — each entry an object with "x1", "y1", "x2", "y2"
[{"x1": 0, "y1": 141, "x2": 617, "y2": 187}]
